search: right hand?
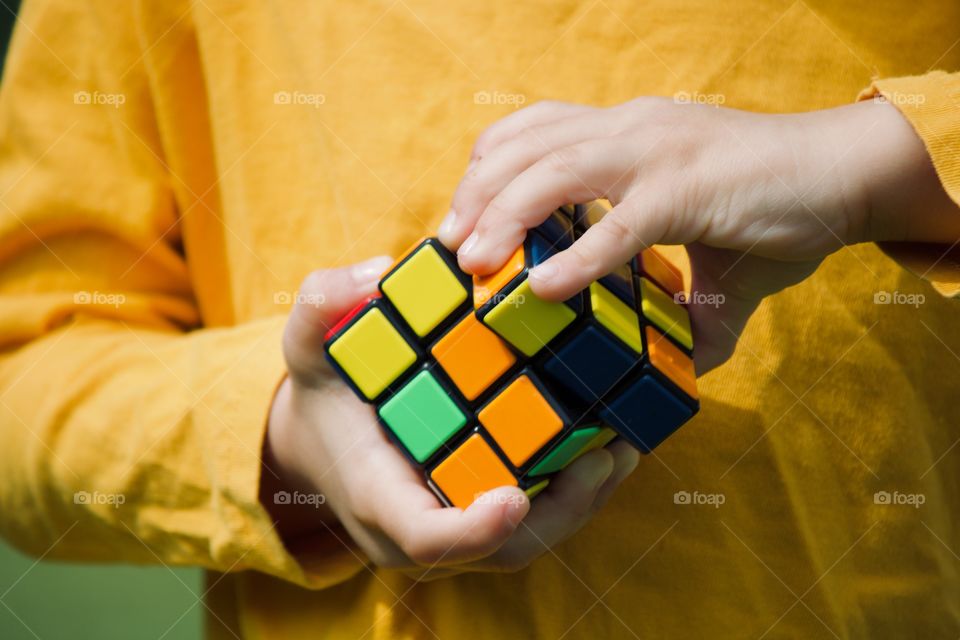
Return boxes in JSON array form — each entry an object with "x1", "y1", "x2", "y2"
[{"x1": 262, "y1": 256, "x2": 640, "y2": 580}]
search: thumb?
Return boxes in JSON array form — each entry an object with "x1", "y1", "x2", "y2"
[{"x1": 285, "y1": 255, "x2": 394, "y2": 358}]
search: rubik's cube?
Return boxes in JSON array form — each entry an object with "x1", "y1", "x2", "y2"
[{"x1": 323, "y1": 201, "x2": 699, "y2": 509}]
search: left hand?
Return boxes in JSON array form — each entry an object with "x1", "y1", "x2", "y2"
[{"x1": 439, "y1": 98, "x2": 960, "y2": 373}]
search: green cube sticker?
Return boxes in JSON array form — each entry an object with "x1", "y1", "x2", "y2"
[
  {"x1": 528, "y1": 426, "x2": 602, "y2": 476},
  {"x1": 378, "y1": 370, "x2": 467, "y2": 463}
]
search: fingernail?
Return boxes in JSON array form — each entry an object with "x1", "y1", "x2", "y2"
[
  {"x1": 438, "y1": 209, "x2": 457, "y2": 240},
  {"x1": 351, "y1": 255, "x2": 393, "y2": 284},
  {"x1": 458, "y1": 232, "x2": 479, "y2": 260},
  {"x1": 529, "y1": 261, "x2": 559, "y2": 283}
]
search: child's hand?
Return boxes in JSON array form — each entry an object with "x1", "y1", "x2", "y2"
[
  {"x1": 441, "y1": 98, "x2": 959, "y2": 373},
  {"x1": 263, "y1": 259, "x2": 638, "y2": 580}
]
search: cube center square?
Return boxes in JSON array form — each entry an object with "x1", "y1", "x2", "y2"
[
  {"x1": 430, "y1": 433, "x2": 517, "y2": 509},
  {"x1": 381, "y1": 241, "x2": 468, "y2": 338},
  {"x1": 327, "y1": 306, "x2": 418, "y2": 401},
  {"x1": 431, "y1": 312, "x2": 516, "y2": 402},
  {"x1": 378, "y1": 369, "x2": 467, "y2": 463},
  {"x1": 483, "y1": 280, "x2": 577, "y2": 357},
  {"x1": 638, "y1": 276, "x2": 693, "y2": 351},
  {"x1": 478, "y1": 373, "x2": 565, "y2": 467}
]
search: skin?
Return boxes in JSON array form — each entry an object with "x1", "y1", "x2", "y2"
[{"x1": 265, "y1": 97, "x2": 959, "y2": 579}]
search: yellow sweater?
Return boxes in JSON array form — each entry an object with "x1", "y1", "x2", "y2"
[{"x1": 1, "y1": 1, "x2": 959, "y2": 637}]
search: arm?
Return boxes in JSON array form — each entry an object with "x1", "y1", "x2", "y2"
[
  {"x1": 0, "y1": 0, "x2": 323, "y2": 585},
  {"x1": 0, "y1": 0, "x2": 640, "y2": 585}
]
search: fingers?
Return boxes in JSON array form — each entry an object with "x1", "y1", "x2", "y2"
[
  {"x1": 465, "y1": 447, "x2": 620, "y2": 572},
  {"x1": 457, "y1": 138, "x2": 630, "y2": 275},
  {"x1": 468, "y1": 101, "x2": 595, "y2": 164},
  {"x1": 591, "y1": 440, "x2": 639, "y2": 508},
  {"x1": 368, "y1": 478, "x2": 529, "y2": 568},
  {"x1": 441, "y1": 110, "x2": 613, "y2": 250},
  {"x1": 286, "y1": 256, "x2": 394, "y2": 352},
  {"x1": 526, "y1": 195, "x2": 689, "y2": 301}
]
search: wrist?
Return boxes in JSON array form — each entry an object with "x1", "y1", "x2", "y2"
[
  {"x1": 839, "y1": 100, "x2": 960, "y2": 245},
  {"x1": 261, "y1": 376, "x2": 338, "y2": 534}
]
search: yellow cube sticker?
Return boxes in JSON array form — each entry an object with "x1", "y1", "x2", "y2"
[
  {"x1": 639, "y1": 277, "x2": 693, "y2": 350},
  {"x1": 382, "y1": 245, "x2": 468, "y2": 337},
  {"x1": 590, "y1": 282, "x2": 642, "y2": 353},
  {"x1": 484, "y1": 280, "x2": 576, "y2": 356},
  {"x1": 328, "y1": 308, "x2": 417, "y2": 399}
]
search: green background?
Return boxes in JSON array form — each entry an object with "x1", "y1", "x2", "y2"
[{"x1": 0, "y1": 3, "x2": 203, "y2": 638}]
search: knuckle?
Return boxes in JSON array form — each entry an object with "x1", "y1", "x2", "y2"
[
  {"x1": 565, "y1": 240, "x2": 603, "y2": 278},
  {"x1": 515, "y1": 126, "x2": 550, "y2": 152},
  {"x1": 542, "y1": 146, "x2": 582, "y2": 173},
  {"x1": 596, "y1": 212, "x2": 634, "y2": 245}
]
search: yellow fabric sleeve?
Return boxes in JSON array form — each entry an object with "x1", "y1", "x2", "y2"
[
  {"x1": 858, "y1": 71, "x2": 960, "y2": 297},
  {"x1": 0, "y1": 0, "x2": 364, "y2": 589}
]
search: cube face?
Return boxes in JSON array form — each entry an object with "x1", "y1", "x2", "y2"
[
  {"x1": 431, "y1": 312, "x2": 516, "y2": 402},
  {"x1": 323, "y1": 201, "x2": 700, "y2": 510},
  {"x1": 429, "y1": 432, "x2": 517, "y2": 509},
  {"x1": 478, "y1": 372, "x2": 566, "y2": 467},
  {"x1": 325, "y1": 302, "x2": 418, "y2": 401},
  {"x1": 381, "y1": 240, "x2": 469, "y2": 339},
  {"x1": 378, "y1": 368, "x2": 467, "y2": 463}
]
